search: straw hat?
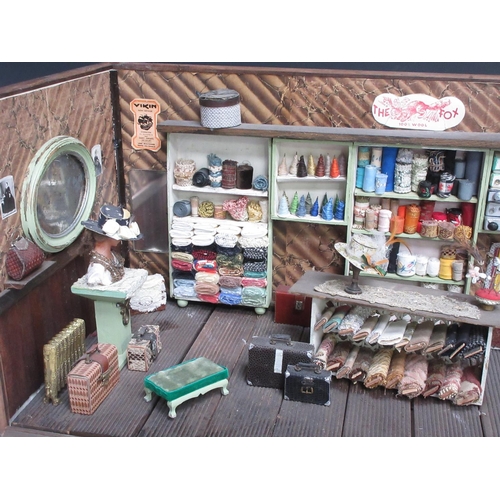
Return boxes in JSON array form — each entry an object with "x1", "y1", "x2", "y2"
[
  {"x1": 335, "y1": 234, "x2": 380, "y2": 274},
  {"x1": 82, "y1": 204, "x2": 142, "y2": 241}
]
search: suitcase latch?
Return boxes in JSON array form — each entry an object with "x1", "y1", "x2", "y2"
[{"x1": 301, "y1": 386, "x2": 314, "y2": 395}]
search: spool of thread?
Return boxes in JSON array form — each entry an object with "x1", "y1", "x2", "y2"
[
  {"x1": 417, "y1": 180, "x2": 432, "y2": 198},
  {"x1": 420, "y1": 201, "x2": 435, "y2": 220},
  {"x1": 438, "y1": 257, "x2": 453, "y2": 280},
  {"x1": 457, "y1": 179, "x2": 474, "y2": 201},
  {"x1": 364, "y1": 208, "x2": 376, "y2": 230},
  {"x1": 190, "y1": 196, "x2": 199, "y2": 216},
  {"x1": 397, "y1": 205, "x2": 407, "y2": 218},
  {"x1": 454, "y1": 159, "x2": 466, "y2": 179},
  {"x1": 432, "y1": 212, "x2": 447, "y2": 222},
  {"x1": 356, "y1": 166, "x2": 365, "y2": 188},
  {"x1": 358, "y1": 146, "x2": 371, "y2": 165},
  {"x1": 381, "y1": 147, "x2": 398, "y2": 191},
  {"x1": 390, "y1": 215, "x2": 404, "y2": 234},
  {"x1": 371, "y1": 147, "x2": 383, "y2": 168},
  {"x1": 394, "y1": 162, "x2": 412, "y2": 193},
  {"x1": 213, "y1": 205, "x2": 226, "y2": 219},
  {"x1": 236, "y1": 164, "x2": 254, "y2": 189},
  {"x1": 378, "y1": 209, "x2": 392, "y2": 232},
  {"x1": 437, "y1": 221, "x2": 455, "y2": 240},
  {"x1": 465, "y1": 151, "x2": 483, "y2": 196},
  {"x1": 420, "y1": 219, "x2": 438, "y2": 238},
  {"x1": 461, "y1": 202, "x2": 475, "y2": 227},
  {"x1": 375, "y1": 172, "x2": 388, "y2": 194},
  {"x1": 390, "y1": 199, "x2": 400, "y2": 216},
  {"x1": 222, "y1": 160, "x2": 237, "y2": 189},
  {"x1": 404, "y1": 204, "x2": 421, "y2": 234},
  {"x1": 415, "y1": 255, "x2": 429, "y2": 276},
  {"x1": 259, "y1": 200, "x2": 268, "y2": 223},
  {"x1": 381, "y1": 198, "x2": 391, "y2": 210},
  {"x1": 452, "y1": 260, "x2": 464, "y2": 281},
  {"x1": 362, "y1": 165, "x2": 378, "y2": 192},
  {"x1": 427, "y1": 257, "x2": 440, "y2": 277}
]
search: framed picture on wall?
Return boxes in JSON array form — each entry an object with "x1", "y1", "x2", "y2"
[{"x1": 0, "y1": 175, "x2": 16, "y2": 219}]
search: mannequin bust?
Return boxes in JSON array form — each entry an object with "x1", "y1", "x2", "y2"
[{"x1": 81, "y1": 204, "x2": 166, "y2": 313}]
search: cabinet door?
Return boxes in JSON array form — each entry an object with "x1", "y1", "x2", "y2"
[{"x1": 166, "y1": 132, "x2": 271, "y2": 313}]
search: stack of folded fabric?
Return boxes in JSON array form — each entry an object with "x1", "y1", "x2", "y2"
[
  {"x1": 422, "y1": 358, "x2": 447, "y2": 398},
  {"x1": 365, "y1": 314, "x2": 391, "y2": 345},
  {"x1": 385, "y1": 350, "x2": 407, "y2": 390},
  {"x1": 398, "y1": 354, "x2": 428, "y2": 399},
  {"x1": 454, "y1": 366, "x2": 482, "y2": 406},
  {"x1": 378, "y1": 319, "x2": 409, "y2": 346},
  {"x1": 326, "y1": 341, "x2": 351, "y2": 372},
  {"x1": 364, "y1": 348, "x2": 394, "y2": 389},
  {"x1": 336, "y1": 345, "x2": 360, "y2": 379},
  {"x1": 349, "y1": 346, "x2": 375, "y2": 383},
  {"x1": 423, "y1": 323, "x2": 448, "y2": 355},
  {"x1": 404, "y1": 320, "x2": 435, "y2": 353},
  {"x1": 337, "y1": 306, "x2": 373, "y2": 339},
  {"x1": 438, "y1": 363, "x2": 463, "y2": 400},
  {"x1": 314, "y1": 333, "x2": 336, "y2": 369},
  {"x1": 351, "y1": 314, "x2": 379, "y2": 342}
]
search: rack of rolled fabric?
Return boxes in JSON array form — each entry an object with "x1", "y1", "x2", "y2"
[
  {"x1": 311, "y1": 302, "x2": 488, "y2": 406},
  {"x1": 169, "y1": 219, "x2": 268, "y2": 308}
]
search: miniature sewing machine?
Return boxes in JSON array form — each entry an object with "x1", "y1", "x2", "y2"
[
  {"x1": 71, "y1": 268, "x2": 148, "y2": 369},
  {"x1": 144, "y1": 357, "x2": 229, "y2": 418}
]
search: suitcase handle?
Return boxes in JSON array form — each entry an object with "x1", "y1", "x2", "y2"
[
  {"x1": 269, "y1": 333, "x2": 292, "y2": 346},
  {"x1": 293, "y1": 362, "x2": 322, "y2": 374}
]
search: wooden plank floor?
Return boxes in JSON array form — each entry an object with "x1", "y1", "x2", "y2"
[{"x1": 3, "y1": 299, "x2": 500, "y2": 437}]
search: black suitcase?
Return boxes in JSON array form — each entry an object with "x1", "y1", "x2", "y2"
[
  {"x1": 247, "y1": 333, "x2": 314, "y2": 389},
  {"x1": 284, "y1": 362, "x2": 332, "y2": 406}
]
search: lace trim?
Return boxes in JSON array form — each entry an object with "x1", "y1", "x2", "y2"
[{"x1": 90, "y1": 251, "x2": 125, "y2": 283}]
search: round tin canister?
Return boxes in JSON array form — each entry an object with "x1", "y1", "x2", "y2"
[
  {"x1": 397, "y1": 253, "x2": 416, "y2": 277},
  {"x1": 199, "y1": 89, "x2": 241, "y2": 129},
  {"x1": 222, "y1": 160, "x2": 237, "y2": 189}
]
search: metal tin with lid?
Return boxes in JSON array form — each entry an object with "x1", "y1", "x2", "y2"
[{"x1": 198, "y1": 89, "x2": 241, "y2": 129}]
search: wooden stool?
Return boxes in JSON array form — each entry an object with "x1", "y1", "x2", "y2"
[{"x1": 144, "y1": 357, "x2": 229, "y2": 418}]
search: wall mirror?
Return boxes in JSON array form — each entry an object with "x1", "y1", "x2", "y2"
[{"x1": 21, "y1": 136, "x2": 96, "y2": 252}]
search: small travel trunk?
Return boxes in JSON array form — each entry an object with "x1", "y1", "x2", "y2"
[
  {"x1": 284, "y1": 362, "x2": 332, "y2": 406},
  {"x1": 127, "y1": 324, "x2": 162, "y2": 372},
  {"x1": 247, "y1": 334, "x2": 314, "y2": 389},
  {"x1": 67, "y1": 343, "x2": 120, "y2": 415}
]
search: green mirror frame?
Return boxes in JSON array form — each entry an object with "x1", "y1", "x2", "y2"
[{"x1": 21, "y1": 136, "x2": 97, "y2": 253}]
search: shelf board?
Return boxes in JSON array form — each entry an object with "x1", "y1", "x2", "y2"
[
  {"x1": 359, "y1": 270, "x2": 464, "y2": 286},
  {"x1": 172, "y1": 184, "x2": 268, "y2": 198},
  {"x1": 351, "y1": 228, "x2": 456, "y2": 241},
  {"x1": 272, "y1": 214, "x2": 347, "y2": 225},
  {"x1": 157, "y1": 120, "x2": 500, "y2": 149},
  {"x1": 354, "y1": 188, "x2": 478, "y2": 204},
  {"x1": 276, "y1": 175, "x2": 346, "y2": 183}
]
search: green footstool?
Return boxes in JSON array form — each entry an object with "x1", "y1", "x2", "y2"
[{"x1": 144, "y1": 357, "x2": 229, "y2": 418}]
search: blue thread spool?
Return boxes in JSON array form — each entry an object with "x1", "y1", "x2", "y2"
[
  {"x1": 362, "y1": 165, "x2": 378, "y2": 192},
  {"x1": 381, "y1": 147, "x2": 398, "y2": 191}
]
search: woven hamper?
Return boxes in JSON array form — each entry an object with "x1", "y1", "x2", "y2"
[
  {"x1": 199, "y1": 89, "x2": 241, "y2": 129},
  {"x1": 67, "y1": 343, "x2": 120, "y2": 415}
]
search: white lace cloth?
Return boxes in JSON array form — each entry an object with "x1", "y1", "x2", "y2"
[{"x1": 73, "y1": 267, "x2": 166, "y2": 313}]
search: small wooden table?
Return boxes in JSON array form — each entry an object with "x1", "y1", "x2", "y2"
[{"x1": 144, "y1": 357, "x2": 229, "y2": 418}]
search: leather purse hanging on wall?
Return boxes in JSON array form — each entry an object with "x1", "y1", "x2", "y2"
[{"x1": 5, "y1": 236, "x2": 45, "y2": 281}]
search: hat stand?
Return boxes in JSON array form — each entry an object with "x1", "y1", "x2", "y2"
[{"x1": 345, "y1": 264, "x2": 362, "y2": 295}]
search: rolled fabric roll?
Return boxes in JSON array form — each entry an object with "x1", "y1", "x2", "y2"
[
  {"x1": 454, "y1": 366, "x2": 482, "y2": 406},
  {"x1": 253, "y1": 175, "x2": 269, "y2": 191},
  {"x1": 173, "y1": 200, "x2": 191, "y2": 217},
  {"x1": 423, "y1": 358, "x2": 447, "y2": 398},
  {"x1": 323, "y1": 305, "x2": 352, "y2": 333},
  {"x1": 326, "y1": 341, "x2": 351, "y2": 372},
  {"x1": 336, "y1": 345, "x2": 360, "y2": 379},
  {"x1": 378, "y1": 319, "x2": 409, "y2": 346},
  {"x1": 352, "y1": 315, "x2": 379, "y2": 342},
  {"x1": 349, "y1": 346, "x2": 375, "y2": 383},
  {"x1": 364, "y1": 349, "x2": 394, "y2": 389},
  {"x1": 398, "y1": 354, "x2": 428, "y2": 399},
  {"x1": 423, "y1": 323, "x2": 448, "y2": 354},
  {"x1": 438, "y1": 364, "x2": 463, "y2": 400},
  {"x1": 314, "y1": 333, "x2": 336, "y2": 369},
  {"x1": 337, "y1": 306, "x2": 372, "y2": 337},
  {"x1": 394, "y1": 321, "x2": 417, "y2": 351},
  {"x1": 404, "y1": 320, "x2": 435, "y2": 353},
  {"x1": 385, "y1": 350, "x2": 407, "y2": 389},
  {"x1": 438, "y1": 322, "x2": 460, "y2": 356},
  {"x1": 449, "y1": 323, "x2": 471, "y2": 360},
  {"x1": 192, "y1": 168, "x2": 211, "y2": 187},
  {"x1": 366, "y1": 314, "x2": 391, "y2": 345}
]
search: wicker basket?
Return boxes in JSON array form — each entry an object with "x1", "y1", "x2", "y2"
[{"x1": 174, "y1": 159, "x2": 196, "y2": 186}]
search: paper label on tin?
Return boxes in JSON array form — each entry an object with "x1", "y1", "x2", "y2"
[
  {"x1": 274, "y1": 349, "x2": 284, "y2": 373},
  {"x1": 372, "y1": 93, "x2": 465, "y2": 131},
  {"x1": 130, "y1": 98, "x2": 161, "y2": 152}
]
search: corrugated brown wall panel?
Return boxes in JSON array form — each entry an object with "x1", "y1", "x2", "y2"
[
  {"x1": 0, "y1": 72, "x2": 118, "y2": 291},
  {"x1": 116, "y1": 67, "x2": 500, "y2": 291}
]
